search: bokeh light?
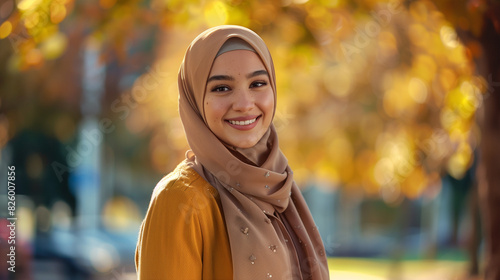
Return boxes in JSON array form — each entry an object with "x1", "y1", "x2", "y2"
[{"x1": 0, "y1": 21, "x2": 13, "y2": 38}]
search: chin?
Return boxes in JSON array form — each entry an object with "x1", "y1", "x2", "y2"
[
  {"x1": 230, "y1": 139, "x2": 259, "y2": 149},
  {"x1": 232, "y1": 143, "x2": 255, "y2": 149}
]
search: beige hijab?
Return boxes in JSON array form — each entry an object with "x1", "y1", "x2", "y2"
[{"x1": 178, "y1": 25, "x2": 329, "y2": 280}]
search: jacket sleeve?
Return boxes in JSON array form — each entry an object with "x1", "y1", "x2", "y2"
[{"x1": 136, "y1": 179, "x2": 203, "y2": 280}]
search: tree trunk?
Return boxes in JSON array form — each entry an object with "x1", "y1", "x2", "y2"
[{"x1": 475, "y1": 16, "x2": 500, "y2": 280}]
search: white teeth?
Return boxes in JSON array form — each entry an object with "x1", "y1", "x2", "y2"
[{"x1": 228, "y1": 118, "x2": 257, "y2": 126}]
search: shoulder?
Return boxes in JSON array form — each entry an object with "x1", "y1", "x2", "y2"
[{"x1": 151, "y1": 160, "x2": 220, "y2": 208}]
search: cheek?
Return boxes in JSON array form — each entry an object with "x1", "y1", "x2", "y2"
[
  {"x1": 204, "y1": 97, "x2": 226, "y2": 124},
  {"x1": 261, "y1": 90, "x2": 275, "y2": 117}
]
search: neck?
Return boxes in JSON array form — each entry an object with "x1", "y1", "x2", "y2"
[{"x1": 226, "y1": 128, "x2": 272, "y2": 166}]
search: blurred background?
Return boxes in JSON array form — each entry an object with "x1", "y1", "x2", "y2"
[{"x1": 1, "y1": 0, "x2": 499, "y2": 279}]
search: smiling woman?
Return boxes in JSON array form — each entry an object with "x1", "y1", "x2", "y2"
[
  {"x1": 204, "y1": 47, "x2": 274, "y2": 149},
  {"x1": 135, "y1": 25, "x2": 329, "y2": 280}
]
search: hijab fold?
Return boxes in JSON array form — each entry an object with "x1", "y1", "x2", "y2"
[{"x1": 178, "y1": 25, "x2": 329, "y2": 280}]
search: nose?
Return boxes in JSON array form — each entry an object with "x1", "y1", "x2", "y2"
[{"x1": 232, "y1": 88, "x2": 254, "y2": 112}]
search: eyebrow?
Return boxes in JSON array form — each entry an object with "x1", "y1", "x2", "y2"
[
  {"x1": 207, "y1": 75, "x2": 234, "y2": 83},
  {"x1": 207, "y1": 70, "x2": 269, "y2": 83},
  {"x1": 246, "y1": 70, "x2": 268, "y2": 79}
]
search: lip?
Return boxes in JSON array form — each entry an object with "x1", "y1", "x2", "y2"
[
  {"x1": 225, "y1": 115, "x2": 261, "y2": 131},
  {"x1": 226, "y1": 115, "x2": 260, "y2": 122}
]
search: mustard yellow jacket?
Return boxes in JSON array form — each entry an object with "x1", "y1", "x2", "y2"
[{"x1": 135, "y1": 161, "x2": 233, "y2": 279}]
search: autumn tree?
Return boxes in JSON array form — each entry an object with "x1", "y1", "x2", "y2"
[{"x1": 434, "y1": 0, "x2": 500, "y2": 278}]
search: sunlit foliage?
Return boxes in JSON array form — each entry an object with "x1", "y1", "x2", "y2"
[{"x1": 1, "y1": 0, "x2": 484, "y2": 203}]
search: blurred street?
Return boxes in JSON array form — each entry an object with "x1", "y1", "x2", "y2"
[{"x1": 28, "y1": 257, "x2": 471, "y2": 280}]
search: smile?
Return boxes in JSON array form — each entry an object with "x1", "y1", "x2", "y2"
[
  {"x1": 225, "y1": 115, "x2": 261, "y2": 131},
  {"x1": 228, "y1": 118, "x2": 257, "y2": 126}
]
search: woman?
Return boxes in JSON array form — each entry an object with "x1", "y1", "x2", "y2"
[{"x1": 135, "y1": 25, "x2": 329, "y2": 280}]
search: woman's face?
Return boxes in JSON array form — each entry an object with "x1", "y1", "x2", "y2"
[{"x1": 204, "y1": 50, "x2": 274, "y2": 149}]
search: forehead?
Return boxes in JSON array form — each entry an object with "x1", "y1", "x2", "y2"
[{"x1": 209, "y1": 50, "x2": 266, "y2": 75}]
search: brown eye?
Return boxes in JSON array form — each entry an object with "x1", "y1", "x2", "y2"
[
  {"x1": 211, "y1": 85, "x2": 231, "y2": 92},
  {"x1": 250, "y1": 81, "x2": 267, "y2": 88}
]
